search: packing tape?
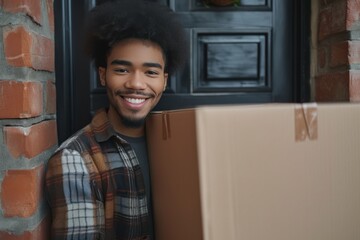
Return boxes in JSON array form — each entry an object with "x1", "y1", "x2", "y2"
[
  {"x1": 295, "y1": 103, "x2": 318, "y2": 142},
  {"x1": 162, "y1": 112, "x2": 171, "y2": 140}
]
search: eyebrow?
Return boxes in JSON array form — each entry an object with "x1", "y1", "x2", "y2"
[{"x1": 110, "y1": 59, "x2": 163, "y2": 70}]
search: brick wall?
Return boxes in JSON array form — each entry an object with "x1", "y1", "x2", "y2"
[
  {"x1": 0, "y1": 0, "x2": 56, "y2": 239},
  {"x1": 315, "y1": 0, "x2": 360, "y2": 101}
]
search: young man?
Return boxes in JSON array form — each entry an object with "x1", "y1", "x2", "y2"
[{"x1": 45, "y1": 1, "x2": 187, "y2": 239}]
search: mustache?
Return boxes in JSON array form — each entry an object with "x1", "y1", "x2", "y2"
[{"x1": 115, "y1": 90, "x2": 155, "y2": 98}]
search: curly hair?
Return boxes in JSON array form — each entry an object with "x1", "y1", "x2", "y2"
[{"x1": 84, "y1": 0, "x2": 188, "y2": 75}]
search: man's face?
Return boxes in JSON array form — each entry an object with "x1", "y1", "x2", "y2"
[{"x1": 99, "y1": 38, "x2": 168, "y2": 128}]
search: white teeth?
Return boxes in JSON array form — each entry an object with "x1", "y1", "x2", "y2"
[{"x1": 125, "y1": 98, "x2": 145, "y2": 104}]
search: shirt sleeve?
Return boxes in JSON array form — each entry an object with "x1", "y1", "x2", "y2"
[{"x1": 45, "y1": 149, "x2": 105, "y2": 240}]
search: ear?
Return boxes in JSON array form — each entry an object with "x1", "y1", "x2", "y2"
[
  {"x1": 163, "y1": 73, "x2": 168, "y2": 91},
  {"x1": 98, "y1": 67, "x2": 106, "y2": 86}
]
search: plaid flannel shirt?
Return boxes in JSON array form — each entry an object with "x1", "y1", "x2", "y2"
[{"x1": 45, "y1": 108, "x2": 151, "y2": 240}]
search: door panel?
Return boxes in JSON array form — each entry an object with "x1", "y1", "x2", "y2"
[
  {"x1": 55, "y1": 0, "x2": 310, "y2": 142},
  {"x1": 90, "y1": 0, "x2": 291, "y2": 109}
]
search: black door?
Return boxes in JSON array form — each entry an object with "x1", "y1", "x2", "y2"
[{"x1": 55, "y1": 0, "x2": 310, "y2": 143}]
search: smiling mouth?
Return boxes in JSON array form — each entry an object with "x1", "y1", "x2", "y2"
[{"x1": 124, "y1": 97, "x2": 146, "y2": 104}]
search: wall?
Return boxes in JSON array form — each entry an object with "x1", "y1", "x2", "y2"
[
  {"x1": 0, "y1": 0, "x2": 56, "y2": 239},
  {"x1": 313, "y1": 0, "x2": 360, "y2": 101}
]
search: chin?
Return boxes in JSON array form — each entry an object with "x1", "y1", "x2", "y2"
[{"x1": 121, "y1": 116, "x2": 146, "y2": 128}]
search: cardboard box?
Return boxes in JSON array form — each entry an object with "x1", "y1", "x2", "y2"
[{"x1": 146, "y1": 103, "x2": 360, "y2": 240}]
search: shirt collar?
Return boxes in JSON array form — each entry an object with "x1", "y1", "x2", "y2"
[{"x1": 90, "y1": 108, "x2": 118, "y2": 143}]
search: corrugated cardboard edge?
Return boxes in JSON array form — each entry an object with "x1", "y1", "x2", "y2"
[
  {"x1": 147, "y1": 109, "x2": 204, "y2": 240},
  {"x1": 162, "y1": 113, "x2": 171, "y2": 140},
  {"x1": 295, "y1": 103, "x2": 318, "y2": 142},
  {"x1": 150, "y1": 109, "x2": 195, "y2": 140},
  {"x1": 194, "y1": 108, "x2": 212, "y2": 240}
]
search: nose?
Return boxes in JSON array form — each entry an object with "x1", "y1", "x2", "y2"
[{"x1": 124, "y1": 71, "x2": 146, "y2": 90}]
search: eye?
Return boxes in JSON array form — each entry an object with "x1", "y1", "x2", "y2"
[
  {"x1": 146, "y1": 69, "x2": 160, "y2": 76},
  {"x1": 114, "y1": 68, "x2": 129, "y2": 74}
]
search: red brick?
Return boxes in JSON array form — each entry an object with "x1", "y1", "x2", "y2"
[
  {"x1": 3, "y1": 26, "x2": 55, "y2": 71},
  {"x1": 46, "y1": 0, "x2": 54, "y2": 32},
  {"x1": 318, "y1": 1, "x2": 347, "y2": 41},
  {"x1": 331, "y1": 1, "x2": 347, "y2": 34},
  {"x1": 46, "y1": 80, "x2": 56, "y2": 114},
  {"x1": 29, "y1": 32, "x2": 55, "y2": 72},
  {"x1": 1, "y1": 0, "x2": 42, "y2": 25},
  {"x1": 315, "y1": 72, "x2": 349, "y2": 102},
  {"x1": 318, "y1": 47, "x2": 327, "y2": 69},
  {"x1": 1, "y1": 165, "x2": 44, "y2": 218},
  {"x1": 330, "y1": 41, "x2": 360, "y2": 67},
  {"x1": 346, "y1": 0, "x2": 360, "y2": 29},
  {"x1": 4, "y1": 120, "x2": 58, "y2": 159},
  {"x1": 319, "y1": 0, "x2": 337, "y2": 8},
  {"x1": 3, "y1": 26, "x2": 32, "y2": 68},
  {"x1": 0, "y1": 80, "x2": 43, "y2": 119},
  {"x1": 0, "y1": 215, "x2": 50, "y2": 240},
  {"x1": 318, "y1": 7, "x2": 332, "y2": 41},
  {"x1": 330, "y1": 41, "x2": 348, "y2": 67},
  {"x1": 349, "y1": 70, "x2": 360, "y2": 102}
]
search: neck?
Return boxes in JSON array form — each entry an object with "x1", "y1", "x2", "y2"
[{"x1": 107, "y1": 107, "x2": 145, "y2": 137}]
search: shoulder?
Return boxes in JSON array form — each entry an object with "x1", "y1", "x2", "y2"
[
  {"x1": 57, "y1": 124, "x2": 95, "y2": 153},
  {"x1": 46, "y1": 149, "x2": 89, "y2": 180},
  {"x1": 46, "y1": 125, "x2": 97, "y2": 175}
]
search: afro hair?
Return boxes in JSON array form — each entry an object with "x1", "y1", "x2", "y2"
[{"x1": 84, "y1": 0, "x2": 188, "y2": 75}]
